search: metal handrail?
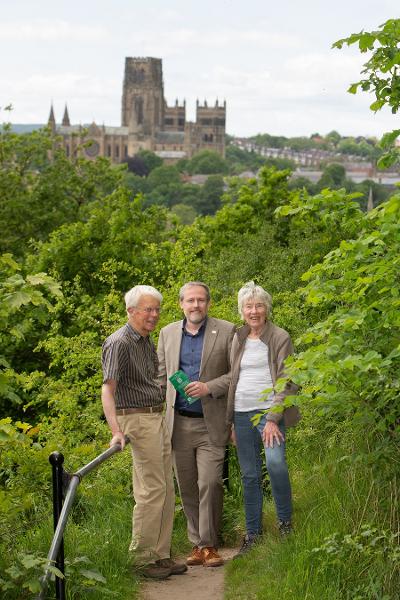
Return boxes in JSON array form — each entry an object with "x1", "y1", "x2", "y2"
[{"x1": 37, "y1": 437, "x2": 130, "y2": 600}]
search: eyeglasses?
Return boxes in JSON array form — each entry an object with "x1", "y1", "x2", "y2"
[
  {"x1": 243, "y1": 303, "x2": 266, "y2": 311},
  {"x1": 136, "y1": 307, "x2": 162, "y2": 314}
]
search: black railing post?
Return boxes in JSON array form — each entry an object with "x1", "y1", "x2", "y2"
[{"x1": 49, "y1": 451, "x2": 66, "y2": 600}]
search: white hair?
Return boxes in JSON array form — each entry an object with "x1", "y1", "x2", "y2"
[
  {"x1": 237, "y1": 281, "x2": 272, "y2": 319},
  {"x1": 124, "y1": 285, "x2": 163, "y2": 310}
]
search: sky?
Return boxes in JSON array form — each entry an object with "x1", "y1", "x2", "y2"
[{"x1": 1, "y1": 0, "x2": 399, "y2": 138}]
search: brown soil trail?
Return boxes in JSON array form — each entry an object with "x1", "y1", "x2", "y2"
[{"x1": 139, "y1": 548, "x2": 237, "y2": 600}]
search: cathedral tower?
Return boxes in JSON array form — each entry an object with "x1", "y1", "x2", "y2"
[{"x1": 121, "y1": 57, "x2": 164, "y2": 136}]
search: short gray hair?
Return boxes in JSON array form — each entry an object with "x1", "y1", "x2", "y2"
[
  {"x1": 238, "y1": 281, "x2": 272, "y2": 318},
  {"x1": 125, "y1": 285, "x2": 163, "y2": 310},
  {"x1": 179, "y1": 281, "x2": 211, "y2": 302}
]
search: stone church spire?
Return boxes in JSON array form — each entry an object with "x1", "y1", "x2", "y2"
[
  {"x1": 48, "y1": 104, "x2": 56, "y2": 132},
  {"x1": 62, "y1": 104, "x2": 70, "y2": 126}
]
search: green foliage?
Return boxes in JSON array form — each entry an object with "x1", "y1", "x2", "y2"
[
  {"x1": 225, "y1": 144, "x2": 266, "y2": 173},
  {"x1": 29, "y1": 191, "x2": 175, "y2": 296},
  {"x1": 283, "y1": 193, "x2": 400, "y2": 465},
  {"x1": 136, "y1": 149, "x2": 163, "y2": 173},
  {"x1": 0, "y1": 553, "x2": 63, "y2": 596},
  {"x1": 183, "y1": 149, "x2": 229, "y2": 175},
  {"x1": 170, "y1": 203, "x2": 197, "y2": 224},
  {"x1": 377, "y1": 128, "x2": 400, "y2": 169},
  {"x1": 333, "y1": 19, "x2": 400, "y2": 114},
  {"x1": 225, "y1": 424, "x2": 400, "y2": 600},
  {"x1": 0, "y1": 125, "x2": 124, "y2": 256},
  {"x1": 333, "y1": 18, "x2": 400, "y2": 168},
  {"x1": 194, "y1": 174, "x2": 225, "y2": 215},
  {"x1": 316, "y1": 163, "x2": 347, "y2": 190},
  {"x1": 310, "y1": 525, "x2": 400, "y2": 599},
  {"x1": 146, "y1": 164, "x2": 181, "y2": 188},
  {"x1": 0, "y1": 255, "x2": 62, "y2": 416},
  {"x1": 1, "y1": 81, "x2": 400, "y2": 596}
]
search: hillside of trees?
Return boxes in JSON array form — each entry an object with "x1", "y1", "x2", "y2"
[
  {"x1": 0, "y1": 17, "x2": 399, "y2": 599},
  {"x1": 123, "y1": 138, "x2": 394, "y2": 223}
]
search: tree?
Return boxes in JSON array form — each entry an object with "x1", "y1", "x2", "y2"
[
  {"x1": 317, "y1": 163, "x2": 347, "y2": 190},
  {"x1": 333, "y1": 18, "x2": 400, "y2": 168},
  {"x1": 225, "y1": 144, "x2": 266, "y2": 174},
  {"x1": 195, "y1": 174, "x2": 225, "y2": 215},
  {"x1": 0, "y1": 253, "x2": 62, "y2": 417},
  {"x1": 124, "y1": 151, "x2": 162, "y2": 176},
  {"x1": 0, "y1": 125, "x2": 124, "y2": 256},
  {"x1": 136, "y1": 149, "x2": 163, "y2": 173},
  {"x1": 124, "y1": 155, "x2": 149, "y2": 176},
  {"x1": 146, "y1": 165, "x2": 181, "y2": 188},
  {"x1": 170, "y1": 203, "x2": 197, "y2": 224},
  {"x1": 325, "y1": 130, "x2": 341, "y2": 147},
  {"x1": 288, "y1": 175, "x2": 317, "y2": 195},
  {"x1": 186, "y1": 150, "x2": 229, "y2": 175}
]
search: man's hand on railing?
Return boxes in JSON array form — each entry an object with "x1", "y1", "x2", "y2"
[{"x1": 110, "y1": 430, "x2": 126, "y2": 450}]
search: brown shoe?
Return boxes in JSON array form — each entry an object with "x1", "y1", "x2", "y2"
[
  {"x1": 139, "y1": 562, "x2": 171, "y2": 579},
  {"x1": 186, "y1": 546, "x2": 204, "y2": 566},
  {"x1": 202, "y1": 547, "x2": 224, "y2": 567},
  {"x1": 156, "y1": 558, "x2": 188, "y2": 575}
]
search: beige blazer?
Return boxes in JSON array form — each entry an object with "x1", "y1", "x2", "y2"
[{"x1": 158, "y1": 316, "x2": 236, "y2": 446}]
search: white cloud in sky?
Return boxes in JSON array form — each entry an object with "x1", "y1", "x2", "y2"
[
  {"x1": 0, "y1": 19, "x2": 108, "y2": 42},
  {"x1": 2, "y1": 0, "x2": 399, "y2": 137},
  {"x1": 125, "y1": 27, "x2": 303, "y2": 59}
]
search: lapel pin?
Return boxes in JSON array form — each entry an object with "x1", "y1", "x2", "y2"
[{"x1": 212, "y1": 330, "x2": 217, "y2": 334}]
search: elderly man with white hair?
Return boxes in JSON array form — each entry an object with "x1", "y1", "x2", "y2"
[
  {"x1": 101, "y1": 284, "x2": 186, "y2": 580},
  {"x1": 227, "y1": 281, "x2": 300, "y2": 558}
]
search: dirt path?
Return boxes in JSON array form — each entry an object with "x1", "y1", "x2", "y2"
[{"x1": 139, "y1": 548, "x2": 236, "y2": 600}]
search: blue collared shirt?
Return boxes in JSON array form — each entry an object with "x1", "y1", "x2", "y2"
[{"x1": 175, "y1": 318, "x2": 206, "y2": 414}]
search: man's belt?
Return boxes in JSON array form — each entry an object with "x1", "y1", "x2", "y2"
[
  {"x1": 176, "y1": 409, "x2": 204, "y2": 418},
  {"x1": 116, "y1": 404, "x2": 164, "y2": 415}
]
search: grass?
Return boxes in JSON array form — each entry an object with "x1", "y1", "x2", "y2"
[
  {"x1": 1, "y1": 423, "x2": 398, "y2": 599},
  {"x1": 224, "y1": 431, "x2": 400, "y2": 600},
  {"x1": 2, "y1": 449, "x2": 198, "y2": 599}
]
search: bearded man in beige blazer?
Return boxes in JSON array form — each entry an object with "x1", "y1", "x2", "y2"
[{"x1": 158, "y1": 282, "x2": 235, "y2": 567}]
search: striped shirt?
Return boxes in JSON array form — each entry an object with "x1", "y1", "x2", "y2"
[{"x1": 102, "y1": 323, "x2": 163, "y2": 408}]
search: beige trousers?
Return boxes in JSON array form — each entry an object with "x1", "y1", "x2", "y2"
[
  {"x1": 172, "y1": 413, "x2": 225, "y2": 549},
  {"x1": 117, "y1": 412, "x2": 175, "y2": 563}
]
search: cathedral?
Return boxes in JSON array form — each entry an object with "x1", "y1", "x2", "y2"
[{"x1": 48, "y1": 57, "x2": 226, "y2": 163}]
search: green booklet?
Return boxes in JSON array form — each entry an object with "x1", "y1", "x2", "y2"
[{"x1": 169, "y1": 370, "x2": 198, "y2": 405}]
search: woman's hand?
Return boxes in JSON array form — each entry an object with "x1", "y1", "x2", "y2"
[{"x1": 262, "y1": 421, "x2": 284, "y2": 448}]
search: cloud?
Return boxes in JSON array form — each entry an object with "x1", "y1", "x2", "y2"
[
  {"x1": 126, "y1": 27, "x2": 303, "y2": 57},
  {"x1": 0, "y1": 19, "x2": 108, "y2": 42},
  {"x1": 3, "y1": 72, "x2": 120, "y2": 124},
  {"x1": 179, "y1": 51, "x2": 366, "y2": 108}
]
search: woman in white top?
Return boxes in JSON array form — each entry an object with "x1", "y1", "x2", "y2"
[{"x1": 227, "y1": 281, "x2": 299, "y2": 558}]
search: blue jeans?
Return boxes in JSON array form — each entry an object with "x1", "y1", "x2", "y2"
[{"x1": 234, "y1": 410, "x2": 292, "y2": 535}]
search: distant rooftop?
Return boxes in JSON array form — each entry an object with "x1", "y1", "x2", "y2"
[{"x1": 5, "y1": 124, "x2": 45, "y2": 133}]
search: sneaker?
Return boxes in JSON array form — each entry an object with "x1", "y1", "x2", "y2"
[
  {"x1": 202, "y1": 547, "x2": 224, "y2": 567},
  {"x1": 233, "y1": 534, "x2": 258, "y2": 559},
  {"x1": 156, "y1": 558, "x2": 187, "y2": 575},
  {"x1": 186, "y1": 546, "x2": 204, "y2": 566},
  {"x1": 138, "y1": 562, "x2": 172, "y2": 579},
  {"x1": 278, "y1": 520, "x2": 293, "y2": 536}
]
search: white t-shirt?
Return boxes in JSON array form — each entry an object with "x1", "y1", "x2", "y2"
[{"x1": 234, "y1": 338, "x2": 274, "y2": 412}]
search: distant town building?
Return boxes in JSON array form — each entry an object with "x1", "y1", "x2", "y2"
[{"x1": 48, "y1": 57, "x2": 226, "y2": 163}]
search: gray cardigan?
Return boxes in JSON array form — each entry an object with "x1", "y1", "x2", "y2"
[{"x1": 226, "y1": 321, "x2": 300, "y2": 427}]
